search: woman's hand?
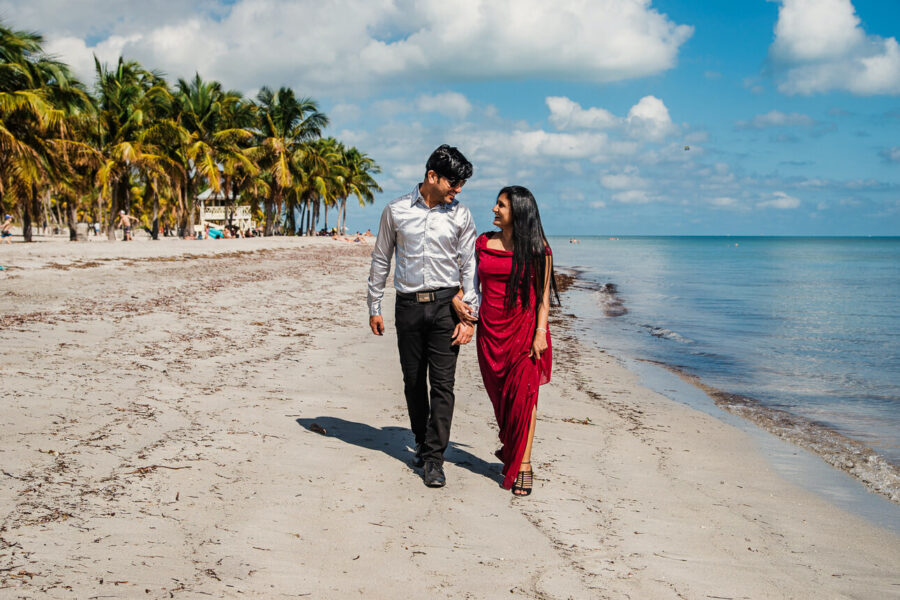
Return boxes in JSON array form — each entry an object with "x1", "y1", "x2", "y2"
[
  {"x1": 529, "y1": 329, "x2": 548, "y2": 361},
  {"x1": 451, "y1": 295, "x2": 477, "y2": 325}
]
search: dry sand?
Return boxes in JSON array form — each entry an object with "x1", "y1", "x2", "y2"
[{"x1": 1, "y1": 237, "x2": 899, "y2": 599}]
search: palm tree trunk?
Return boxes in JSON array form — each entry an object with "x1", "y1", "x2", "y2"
[
  {"x1": 264, "y1": 191, "x2": 275, "y2": 236},
  {"x1": 54, "y1": 196, "x2": 64, "y2": 233},
  {"x1": 304, "y1": 199, "x2": 312, "y2": 235},
  {"x1": 65, "y1": 194, "x2": 82, "y2": 241},
  {"x1": 286, "y1": 200, "x2": 296, "y2": 235},
  {"x1": 149, "y1": 182, "x2": 159, "y2": 240},
  {"x1": 42, "y1": 190, "x2": 52, "y2": 235},
  {"x1": 336, "y1": 198, "x2": 346, "y2": 235},
  {"x1": 107, "y1": 180, "x2": 120, "y2": 241},
  {"x1": 22, "y1": 185, "x2": 36, "y2": 242},
  {"x1": 297, "y1": 200, "x2": 306, "y2": 236},
  {"x1": 185, "y1": 179, "x2": 196, "y2": 238},
  {"x1": 96, "y1": 193, "x2": 104, "y2": 234}
]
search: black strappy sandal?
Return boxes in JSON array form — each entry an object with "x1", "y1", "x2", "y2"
[{"x1": 512, "y1": 462, "x2": 533, "y2": 496}]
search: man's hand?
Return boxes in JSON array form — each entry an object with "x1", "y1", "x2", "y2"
[
  {"x1": 451, "y1": 321, "x2": 474, "y2": 346},
  {"x1": 451, "y1": 296, "x2": 477, "y2": 326},
  {"x1": 369, "y1": 315, "x2": 384, "y2": 336}
]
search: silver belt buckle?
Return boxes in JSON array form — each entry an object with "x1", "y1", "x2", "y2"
[{"x1": 416, "y1": 291, "x2": 435, "y2": 302}]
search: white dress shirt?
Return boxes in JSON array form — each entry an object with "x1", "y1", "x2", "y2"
[{"x1": 367, "y1": 184, "x2": 479, "y2": 317}]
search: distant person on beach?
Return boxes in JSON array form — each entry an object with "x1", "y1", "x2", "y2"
[
  {"x1": 367, "y1": 144, "x2": 478, "y2": 488},
  {"x1": 475, "y1": 186, "x2": 559, "y2": 496},
  {"x1": 116, "y1": 210, "x2": 135, "y2": 241},
  {"x1": 1, "y1": 215, "x2": 12, "y2": 243}
]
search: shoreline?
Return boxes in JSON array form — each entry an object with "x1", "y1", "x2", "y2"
[
  {"x1": 652, "y1": 361, "x2": 900, "y2": 505},
  {"x1": 2, "y1": 238, "x2": 899, "y2": 598},
  {"x1": 556, "y1": 263, "x2": 900, "y2": 509}
]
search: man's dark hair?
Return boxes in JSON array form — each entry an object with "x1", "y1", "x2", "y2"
[{"x1": 425, "y1": 144, "x2": 473, "y2": 181}]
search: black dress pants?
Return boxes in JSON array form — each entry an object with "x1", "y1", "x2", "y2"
[{"x1": 395, "y1": 295, "x2": 460, "y2": 465}]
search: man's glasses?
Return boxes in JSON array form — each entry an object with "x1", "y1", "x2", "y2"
[{"x1": 438, "y1": 173, "x2": 466, "y2": 188}]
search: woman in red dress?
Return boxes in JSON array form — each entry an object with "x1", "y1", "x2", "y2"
[{"x1": 476, "y1": 186, "x2": 559, "y2": 496}]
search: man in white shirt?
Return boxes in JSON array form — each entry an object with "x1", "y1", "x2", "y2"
[{"x1": 367, "y1": 145, "x2": 478, "y2": 488}]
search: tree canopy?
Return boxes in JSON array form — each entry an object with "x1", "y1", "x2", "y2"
[{"x1": 0, "y1": 19, "x2": 380, "y2": 241}]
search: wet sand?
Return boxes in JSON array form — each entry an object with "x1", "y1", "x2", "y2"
[{"x1": 1, "y1": 237, "x2": 899, "y2": 598}]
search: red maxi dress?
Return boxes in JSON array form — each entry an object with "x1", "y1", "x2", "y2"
[{"x1": 475, "y1": 233, "x2": 552, "y2": 489}]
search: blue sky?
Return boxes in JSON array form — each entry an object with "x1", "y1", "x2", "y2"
[{"x1": 3, "y1": 0, "x2": 898, "y2": 235}]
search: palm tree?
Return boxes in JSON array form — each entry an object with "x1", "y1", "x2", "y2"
[
  {"x1": 217, "y1": 95, "x2": 258, "y2": 229},
  {"x1": 250, "y1": 86, "x2": 327, "y2": 235},
  {"x1": 335, "y1": 146, "x2": 381, "y2": 236},
  {"x1": 169, "y1": 73, "x2": 254, "y2": 237},
  {"x1": 94, "y1": 56, "x2": 173, "y2": 240},
  {"x1": 0, "y1": 20, "x2": 92, "y2": 241},
  {"x1": 54, "y1": 111, "x2": 103, "y2": 240},
  {"x1": 290, "y1": 137, "x2": 343, "y2": 235},
  {"x1": 3, "y1": 18, "x2": 382, "y2": 244}
]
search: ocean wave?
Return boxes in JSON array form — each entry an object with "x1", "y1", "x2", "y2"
[
  {"x1": 555, "y1": 267, "x2": 628, "y2": 318},
  {"x1": 643, "y1": 325, "x2": 694, "y2": 344},
  {"x1": 595, "y1": 282, "x2": 627, "y2": 317}
]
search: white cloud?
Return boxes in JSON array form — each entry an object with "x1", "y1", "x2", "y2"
[
  {"x1": 329, "y1": 103, "x2": 362, "y2": 124},
  {"x1": 613, "y1": 190, "x2": 654, "y2": 204},
  {"x1": 10, "y1": 0, "x2": 693, "y2": 96},
  {"x1": 416, "y1": 92, "x2": 472, "y2": 119},
  {"x1": 511, "y1": 130, "x2": 610, "y2": 159},
  {"x1": 880, "y1": 146, "x2": 900, "y2": 163},
  {"x1": 600, "y1": 167, "x2": 647, "y2": 190},
  {"x1": 736, "y1": 110, "x2": 815, "y2": 129},
  {"x1": 372, "y1": 98, "x2": 410, "y2": 117},
  {"x1": 757, "y1": 191, "x2": 801, "y2": 209},
  {"x1": 546, "y1": 97, "x2": 619, "y2": 130},
  {"x1": 626, "y1": 96, "x2": 675, "y2": 142},
  {"x1": 590, "y1": 200, "x2": 607, "y2": 209},
  {"x1": 684, "y1": 130, "x2": 709, "y2": 143},
  {"x1": 710, "y1": 196, "x2": 739, "y2": 207},
  {"x1": 770, "y1": 0, "x2": 900, "y2": 95},
  {"x1": 44, "y1": 33, "x2": 142, "y2": 81},
  {"x1": 771, "y1": 0, "x2": 864, "y2": 61},
  {"x1": 0, "y1": 0, "x2": 203, "y2": 39}
]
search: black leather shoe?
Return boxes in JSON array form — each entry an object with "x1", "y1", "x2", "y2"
[
  {"x1": 413, "y1": 443, "x2": 425, "y2": 468},
  {"x1": 423, "y1": 461, "x2": 446, "y2": 488}
]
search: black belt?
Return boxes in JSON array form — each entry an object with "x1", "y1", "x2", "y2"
[{"x1": 397, "y1": 286, "x2": 459, "y2": 303}]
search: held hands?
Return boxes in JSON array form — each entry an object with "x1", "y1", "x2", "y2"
[
  {"x1": 369, "y1": 315, "x2": 384, "y2": 336},
  {"x1": 451, "y1": 295, "x2": 477, "y2": 326},
  {"x1": 451, "y1": 321, "x2": 474, "y2": 346},
  {"x1": 371, "y1": 310, "x2": 473, "y2": 344},
  {"x1": 529, "y1": 329, "x2": 548, "y2": 361}
]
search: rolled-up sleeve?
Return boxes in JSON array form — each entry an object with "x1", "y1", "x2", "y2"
[
  {"x1": 367, "y1": 204, "x2": 395, "y2": 316},
  {"x1": 457, "y1": 208, "x2": 480, "y2": 318}
]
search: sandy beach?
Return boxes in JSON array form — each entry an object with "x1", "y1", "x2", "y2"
[{"x1": 2, "y1": 237, "x2": 899, "y2": 599}]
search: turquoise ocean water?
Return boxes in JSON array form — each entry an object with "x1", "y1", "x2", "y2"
[{"x1": 549, "y1": 236, "x2": 900, "y2": 470}]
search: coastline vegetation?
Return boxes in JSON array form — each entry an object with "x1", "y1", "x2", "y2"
[{"x1": 0, "y1": 19, "x2": 381, "y2": 241}]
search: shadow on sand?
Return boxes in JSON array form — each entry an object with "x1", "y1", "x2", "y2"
[{"x1": 296, "y1": 416, "x2": 500, "y2": 484}]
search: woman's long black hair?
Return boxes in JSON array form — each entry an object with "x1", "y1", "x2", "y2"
[{"x1": 500, "y1": 186, "x2": 560, "y2": 312}]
